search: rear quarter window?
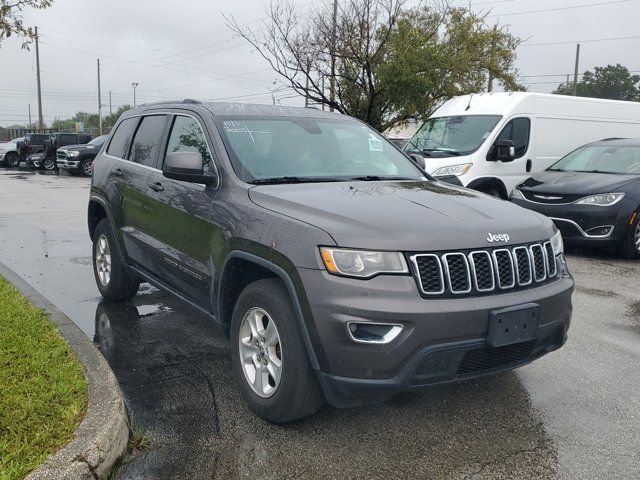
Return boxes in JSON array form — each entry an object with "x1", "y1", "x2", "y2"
[{"x1": 106, "y1": 117, "x2": 139, "y2": 159}]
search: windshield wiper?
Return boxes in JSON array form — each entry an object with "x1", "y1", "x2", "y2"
[
  {"x1": 250, "y1": 176, "x2": 345, "y2": 185},
  {"x1": 348, "y1": 175, "x2": 418, "y2": 181},
  {"x1": 421, "y1": 148, "x2": 463, "y2": 156}
]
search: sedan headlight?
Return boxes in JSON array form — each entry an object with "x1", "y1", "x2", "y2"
[
  {"x1": 550, "y1": 229, "x2": 564, "y2": 256},
  {"x1": 67, "y1": 150, "x2": 80, "y2": 157},
  {"x1": 320, "y1": 247, "x2": 408, "y2": 278},
  {"x1": 574, "y1": 193, "x2": 625, "y2": 206},
  {"x1": 432, "y1": 163, "x2": 473, "y2": 177}
]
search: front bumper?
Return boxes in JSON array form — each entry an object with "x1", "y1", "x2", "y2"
[
  {"x1": 57, "y1": 159, "x2": 81, "y2": 170},
  {"x1": 511, "y1": 197, "x2": 634, "y2": 247},
  {"x1": 299, "y1": 267, "x2": 573, "y2": 407}
]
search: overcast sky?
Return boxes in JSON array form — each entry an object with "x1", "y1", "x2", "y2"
[{"x1": 0, "y1": 0, "x2": 638, "y2": 127}]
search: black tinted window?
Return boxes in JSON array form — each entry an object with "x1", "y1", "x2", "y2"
[
  {"x1": 165, "y1": 116, "x2": 213, "y2": 174},
  {"x1": 106, "y1": 117, "x2": 139, "y2": 158},
  {"x1": 130, "y1": 115, "x2": 167, "y2": 168},
  {"x1": 495, "y1": 118, "x2": 530, "y2": 158}
]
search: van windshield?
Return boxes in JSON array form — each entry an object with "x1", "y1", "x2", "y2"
[
  {"x1": 216, "y1": 117, "x2": 425, "y2": 184},
  {"x1": 405, "y1": 115, "x2": 501, "y2": 157},
  {"x1": 549, "y1": 144, "x2": 640, "y2": 175}
]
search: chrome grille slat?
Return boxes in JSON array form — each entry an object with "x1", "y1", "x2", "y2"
[{"x1": 412, "y1": 242, "x2": 555, "y2": 297}]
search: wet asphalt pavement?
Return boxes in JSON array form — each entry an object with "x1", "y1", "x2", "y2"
[{"x1": 0, "y1": 168, "x2": 639, "y2": 479}]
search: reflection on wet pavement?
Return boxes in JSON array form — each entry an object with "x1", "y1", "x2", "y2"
[{"x1": 94, "y1": 294, "x2": 556, "y2": 479}]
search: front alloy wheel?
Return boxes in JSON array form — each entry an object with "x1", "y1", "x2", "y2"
[
  {"x1": 43, "y1": 157, "x2": 56, "y2": 171},
  {"x1": 82, "y1": 159, "x2": 93, "y2": 176},
  {"x1": 5, "y1": 152, "x2": 19, "y2": 168},
  {"x1": 238, "y1": 307, "x2": 282, "y2": 398}
]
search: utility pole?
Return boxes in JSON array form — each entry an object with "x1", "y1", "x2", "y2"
[
  {"x1": 132, "y1": 82, "x2": 138, "y2": 108},
  {"x1": 35, "y1": 26, "x2": 44, "y2": 131},
  {"x1": 572, "y1": 43, "x2": 580, "y2": 96},
  {"x1": 487, "y1": 24, "x2": 498, "y2": 93},
  {"x1": 329, "y1": 0, "x2": 337, "y2": 112},
  {"x1": 28, "y1": 104, "x2": 32, "y2": 129},
  {"x1": 109, "y1": 90, "x2": 112, "y2": 116},
  {"x1": 97, "y1": 59, "x2": 103, "y2": 135}
]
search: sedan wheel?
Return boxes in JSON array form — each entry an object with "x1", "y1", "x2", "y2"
[
  {"x1": 238, "y1": 307, "x2": 282, "y2": 398},
  {"x1": 634, "y1": 220, "x2": 640, "y2": 254},
  {"x1": 43, "y1": 157, "x2": 56, "y2": 171}
]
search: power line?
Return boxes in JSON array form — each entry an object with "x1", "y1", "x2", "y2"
[
  {"x1": 488, "y1": 0, "x2": 629, "y2": 17},
  {"x1": 521, "y1": 34, "x2": 640, "y2": 47}
]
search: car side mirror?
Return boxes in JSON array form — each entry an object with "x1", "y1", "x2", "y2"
[
  {"x1": 409, "y1": 153, "x2": 426, "y2": 170},
  {"x1": 494, "y1": 140, "x2": 516, "y2": 162},
  {"x1": 163, "y1": 151, "x2": 216, "y2": 186}
]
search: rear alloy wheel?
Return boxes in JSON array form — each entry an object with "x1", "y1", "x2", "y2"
[
  {"x1": 230, "y1": 278, "x2": 324, "y2": 423},
  {"x1": 4, "y1": 152, "x2": 19, "y2": 168},
  {"x1": 618, "y1": 211, "x2": 640, "y2": 259},
  {"x1": 81, "y1": 159, "x2": 93, "y2": 177},
  {"x1": 43, "y1": 157, "x2": 57, "y2": 171},
  {"x1": 92, "y1": 218, "x2": 140, "y2": 301}
]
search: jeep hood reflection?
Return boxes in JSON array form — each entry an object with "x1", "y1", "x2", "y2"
[{"x1": 248, "y1": 180, "x2": 552, "y2": 251}]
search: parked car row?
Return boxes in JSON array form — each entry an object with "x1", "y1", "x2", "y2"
[
  {"x1": 404, "y1": 92, "x2": 640, "y2": 259},
  {"x1": 0, "y1": 132, "x2": 108, "y2": 176}
]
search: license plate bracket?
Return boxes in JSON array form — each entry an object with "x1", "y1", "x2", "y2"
[{"x1": 488, "y1": 304, "x2": 539, "y2": 348}]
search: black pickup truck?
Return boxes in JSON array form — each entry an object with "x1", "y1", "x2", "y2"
[
  {"x1": 55, "y1": 135, "x2": 108, "y2": 176},
  {"x1": 25, "y1": 133, "x2": 93, "y2": 171}
]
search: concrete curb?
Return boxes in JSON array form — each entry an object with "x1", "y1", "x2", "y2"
[{"x1": 0, "y1": 262, "x2": 129, "y2": 480}]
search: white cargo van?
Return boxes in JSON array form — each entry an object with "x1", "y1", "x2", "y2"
[{"x1": 404, "y1": 92, "x2": 640, "y2": 197}]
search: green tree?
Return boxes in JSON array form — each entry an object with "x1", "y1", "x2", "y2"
[
  {"x1": 1, "y1": 0, "x2": 54, "y2": 48},
  {"x1": 228, "y1": 0, "x2": 522, "y2": 131},
  {"x1": 553, "y1": 64, "x2": 640, "y2": 101},
  {"x1": 104, "y1": 105, "x2": 132, "y2": 129}
]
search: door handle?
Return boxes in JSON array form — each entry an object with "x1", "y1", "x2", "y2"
[
  {"x1": 526, "y1": 159, "x2": 532, "y2": 173},
  {"x1": 112, "y1": 168, "x2": 123, "y2": 177},
  {"x1": 148, "y1": 182, "x2": 164, "y2": 192}
]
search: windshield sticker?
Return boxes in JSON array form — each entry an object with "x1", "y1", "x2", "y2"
[
  {"x1": 481, "y1": 132, "x2": 491, "y2": 139},
  {"x1": 223, "y1": 120, "x2": 251, "y2": 133},
  {"x1": 368, "y1": 137, "x2": 384, "y2": 152}
]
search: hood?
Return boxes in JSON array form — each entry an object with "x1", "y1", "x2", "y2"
[
  {"x1": 519, "y1": 170, "x2": 639, "y2": 195},
  {"x1": 249, "y1": 180, "x2": 553, "y2": 251},
  {"x1": 0, "y1": 141, "x2": 16, "y2": 151},
  {"x1": 60, "y1": 144, "x2": 93, "y2": 152}
]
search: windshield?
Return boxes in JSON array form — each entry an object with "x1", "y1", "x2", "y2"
[
  {"x1": 89, "y1": 135, "x2": 108, "y2": 146},
  {"x1": 406, "y1": 115, "x2": 501, "y2": 157},
  {"x1": 549, "y1": 144, "x2": 640, "y2": 175},
  {"x1": 216, "y1": 117, "x2": 424, "y2": 183}
]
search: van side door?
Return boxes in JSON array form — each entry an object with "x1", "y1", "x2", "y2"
[
  {"x1": 142, "y1": 113, "x2": 219, "y2": 308},
  {"x1": 488, "y1": 117, "x2": 532, "y2": 193}
]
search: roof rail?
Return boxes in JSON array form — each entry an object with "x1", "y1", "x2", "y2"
[
  {"x1": 139, "y1": 99, "x2": 202, "y2": 107},
  {"x1": 599, "y1": 137, "x2": 626, "y2": 141}
]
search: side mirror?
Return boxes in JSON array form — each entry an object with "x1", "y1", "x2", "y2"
[
  {"x1": 163, "y1": 151, "x2": 216, "y2": 185},
  {"x1": 409, "y1": 153, "x2": 426, "y2": 170},
  {"x1": 494, "y1": 140, "x2": 516, "y2": 162}
]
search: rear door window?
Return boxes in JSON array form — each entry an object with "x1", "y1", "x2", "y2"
[
  {"x1": 495, "y1": 118, "x2": 531, "y2": 158},
  {"x1": 130, "y1": 115, "x2": 168, "y2": 168},
  {"x1": 106, "y1": 117, "x2": 139, "y2": 159}
]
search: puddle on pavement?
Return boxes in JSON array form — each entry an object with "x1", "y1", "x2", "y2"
[
  {"x1": 576, "y1": 286, "x2": 620, "y2": 298},
  {"x1": 69, "y1": 256, "x2": 92, "y2": 266},
  {"x1": 136, "y1": 304, "x2": 172, "y2": 317}
]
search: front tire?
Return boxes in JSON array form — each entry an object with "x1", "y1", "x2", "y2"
[
  {"x1": 618, "y1": 211, "x2": 640, "y2": 259},
  {"x1": 43, "y1": 157, "x2": 57, "y2": 171},
  {"x1": 230, "y1": 278, "x2": 324, "y2": 423},
  {"x1": 81, "y1": 159, "x2": 93, "y2": 177},
  {"x1": 92, "y1": 219, "x2": 140, "y2": 301}
]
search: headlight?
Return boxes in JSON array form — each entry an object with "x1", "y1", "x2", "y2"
[
  {"x1": 509, "y1": 188, "x2": 525, "y2": 200},
  {"x1": 320, "y1": 247, "x2": 408, "y2": 278},
  {"x1": 432, "y1": 163, "x2": 473, "y2": 177},
  {"x1": 67, "y1": 150, "x2": 80, "y2": 157},
  {"x1": 550, "y1": 229, "x2": 564, "y2": 256},
  {"x1": 574, "y1": 193, "x2": 624, "y2": 206}
]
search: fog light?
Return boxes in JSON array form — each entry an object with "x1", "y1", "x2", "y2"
[
  {"x1": 346, "y1": 322, "x2": 403, "y2": 344},
  {"x1": 585, "y1": 225, "x2": 613, "y2": 237}
]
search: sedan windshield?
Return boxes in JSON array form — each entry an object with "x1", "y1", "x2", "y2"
[
  {"x1": 405, "y1": 115, "x2": 501, "y2": 157},
  {"x1": 549, "y1": 144, "x2": 640, "y2": 175},
  {"x1": 216, "y1": 117, "x2": 424, "y2": 183}
]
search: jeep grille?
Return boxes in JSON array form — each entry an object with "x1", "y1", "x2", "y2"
[{"x1": 410, "y1": 241, "x2": 557, "y2": 297}]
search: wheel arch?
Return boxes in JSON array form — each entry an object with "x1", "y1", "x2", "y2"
[
  {"x1": 218, "y1": 251, "x2": 320, "y2": 370},
  {"x1": 466, "y1": 176, "x2": 509, "y2": 199},
  {"x1": 88, "y1": 195, "x2": 127, "y2": 262}
]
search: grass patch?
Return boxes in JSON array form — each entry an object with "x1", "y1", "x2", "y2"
[{"x1": 0, "y1": 276, "x2": 87, "y2": 480}]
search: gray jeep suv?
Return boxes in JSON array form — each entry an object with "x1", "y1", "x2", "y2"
[{"x1": 88, "y1": 100, "x2": 574, "y2": 422}]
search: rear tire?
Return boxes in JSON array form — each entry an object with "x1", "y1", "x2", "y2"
[
  {"x1": 478, "y1": 186, "x2": 503, "y2": 198},
  {"x1": 230, "y1": 278, "x2": 324, "y2": 423},
  {"x1": 92, "y1": 219, "x2": 140, "y2": 301},
  {"x1": 618, "y1": 211, "x2": 640, "y2": 259},
  {"x1": 5, "y1": 152, "x2": 19, "y2": 168}
]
